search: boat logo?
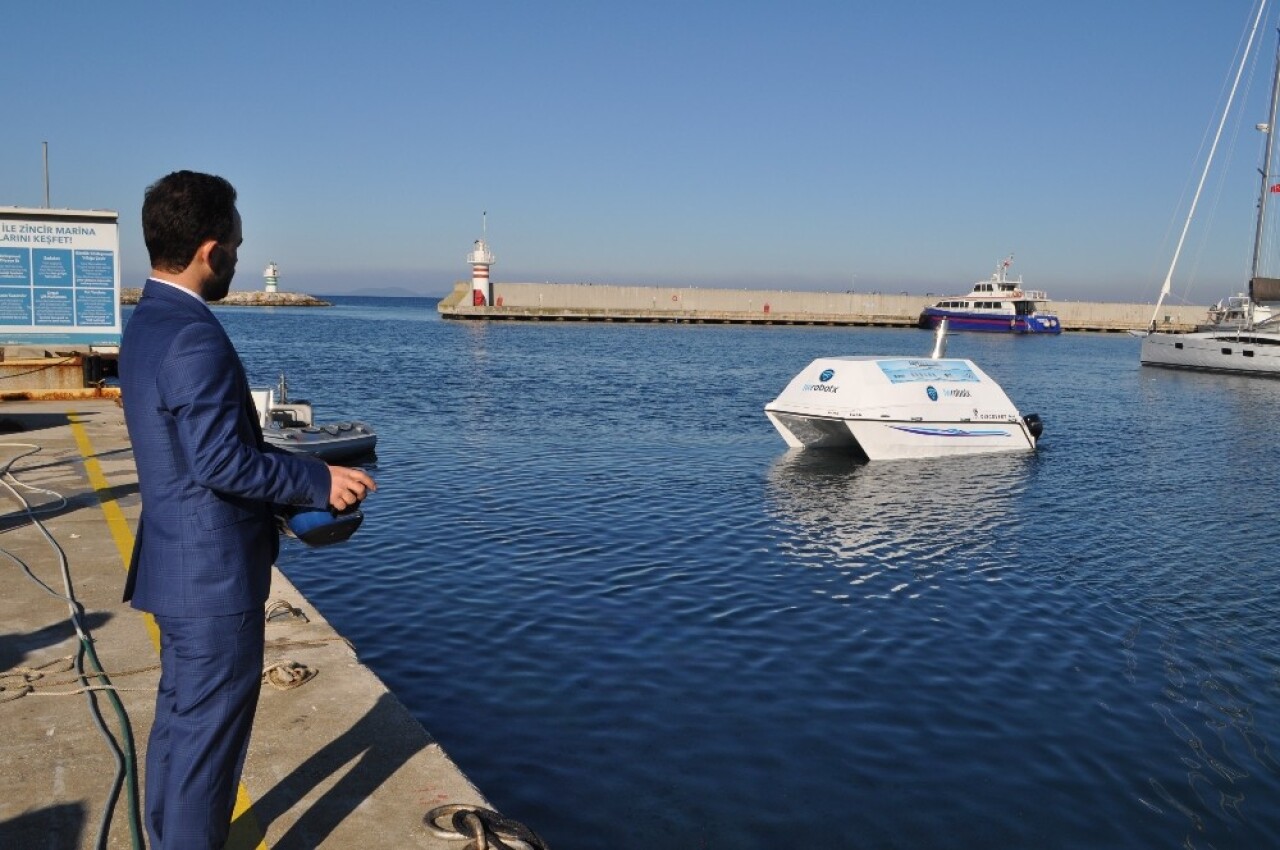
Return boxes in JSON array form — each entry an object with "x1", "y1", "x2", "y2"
[
  {"x1": 819, "y1": 369, "x2": 834, "y2": 382},
  {"x1": 926, "y1": 386, "x2": 938, "y2": 401}
]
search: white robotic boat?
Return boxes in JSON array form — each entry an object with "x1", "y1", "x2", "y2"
[{"x1": 764, "y1": 320, "x2": 1043, "y2": 460}]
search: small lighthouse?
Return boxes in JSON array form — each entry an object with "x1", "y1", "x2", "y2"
[
  {"x1": 263, "y1": 261, "x2": 279, "y2": 293},
  {"x1": 467, "y1": 214, "x2": 495, "y2": 307}
]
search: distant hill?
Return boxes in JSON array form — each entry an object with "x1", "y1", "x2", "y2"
[
  {"x1": 302, "y1": 285, "x2": 441, "y2": 297},
  {"x1": 346, "y1": 286, "x2": 435, "y2": 297}
]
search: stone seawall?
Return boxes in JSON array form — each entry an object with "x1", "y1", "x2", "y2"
[
  {"x1": 120, "y1": 288, "x2": 331, "y2": 306},
  {"x1": 438, "y1": 282, "x2": 1205, "y2": 333}
]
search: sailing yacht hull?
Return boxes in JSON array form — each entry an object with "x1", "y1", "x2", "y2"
[{"x1": 1140, "y1": 331, "x2": 1280, "y2": 375}]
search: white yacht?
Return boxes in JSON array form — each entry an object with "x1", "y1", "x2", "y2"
[{"x1": 1140, "y1": 3, "x2": 1280, "y2": 376}]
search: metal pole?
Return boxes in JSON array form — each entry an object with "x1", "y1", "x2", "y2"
[
  {"x1": 1149, "y1": 0, "x2": 1268, "y2": 330},
  {"x1": 1251, "y1": 28, "x2": 1280, "y2": 285},
  {"x1": 42, "y1": 141, "x2": 50, "y2": 208}
]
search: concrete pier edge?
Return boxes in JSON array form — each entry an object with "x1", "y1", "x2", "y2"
[{"x1": 0, "y1": 400, "x2": 493, "y2": 849}]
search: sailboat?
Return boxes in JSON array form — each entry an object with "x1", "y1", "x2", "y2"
[{"x1": 1140, "y1": 1, "x2": 1280, "y2": 375}]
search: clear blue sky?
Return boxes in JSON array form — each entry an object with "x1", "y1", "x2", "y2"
[{"x1": 4, "y1": 0, "x2": 1279, "y2": 303}]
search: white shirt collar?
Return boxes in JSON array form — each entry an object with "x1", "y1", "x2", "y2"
[{"x1": 148, "y1": 276, "x2": 205, "y2": 304}]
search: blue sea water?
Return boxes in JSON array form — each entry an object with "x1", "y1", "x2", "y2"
[{"x1": 217, "y1": 295, "x2": 1280, "y2": 849}]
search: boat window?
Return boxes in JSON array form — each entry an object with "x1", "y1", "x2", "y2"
[
  {"x1": 1175, "y1": 342, "x2": 1183, "y2": 349},
  {"x1": 1221, "y1": 348, "x2": 1232, "y2": 355},
  {"x1": 1244, "y1": 350, "x2": 1255, "y2": 357}
]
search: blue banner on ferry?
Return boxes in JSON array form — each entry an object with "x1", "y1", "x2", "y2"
[{"x1": 878, "y1": 359, "x2": 980, "y2": 384}]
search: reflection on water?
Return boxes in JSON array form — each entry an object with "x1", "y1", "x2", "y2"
[
  {"x1": 1123, "y1": 619, "x2": 1280, "y2": 845},
  {"x1": 766, "y1": 450, "x2": 1033, "y2": 601}
]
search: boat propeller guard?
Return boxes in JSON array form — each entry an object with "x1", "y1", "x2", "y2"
[{"x1": 280, "y1": 505, "x2": 364, "y2": 546}]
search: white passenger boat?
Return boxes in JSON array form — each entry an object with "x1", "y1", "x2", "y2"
[
  {"x1": 764, "y1": 321, "x2": 1043, "y2": 460},
  {"x1": 918, "y1": 255, "x2": 1062, "y2": 334},
  {"x1": 1139, "y1": 3, "x2": 1280, "y2": 376},
  {"x1": 251, "y1": 374, "x2": 377, "y2": 462}
]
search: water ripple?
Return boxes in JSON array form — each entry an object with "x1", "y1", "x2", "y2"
[{"x1": 200, "y1": 301, "x2": 1280, "y2": 849}]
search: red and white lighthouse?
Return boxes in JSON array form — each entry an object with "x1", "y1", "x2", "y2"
[{"x1": 468, "y1": 214, "x2": 495, "y2": 306}]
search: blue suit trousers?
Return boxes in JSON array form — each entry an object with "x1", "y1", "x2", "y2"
[{"x1": 147, "y1": 611, "x2": 265, "y2": 849}]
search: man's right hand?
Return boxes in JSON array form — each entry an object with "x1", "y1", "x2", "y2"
[{"x1": 328, "y1": 465, "x2": 376, "y2": 511}]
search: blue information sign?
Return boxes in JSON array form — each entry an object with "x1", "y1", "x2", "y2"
[{"x1": 0, "y1": 211, "x2": 121, "y2": 345}]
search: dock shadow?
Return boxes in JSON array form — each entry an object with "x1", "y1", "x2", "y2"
[
  {"x1": 0, "y1": 612, "x2": 113, "y2": 672},
  {"x1": 0, "y1": 801, "x2": 86, "y2": 848},
  {"x1": 0, "y1": 483, "x2": 140, "y2": 533},
  {"x1": 229, "y1": 692, "x2": 431, "y2": 850},
  {"x1": 0, "y1": 412, "x2": 74, "y2": 435}
]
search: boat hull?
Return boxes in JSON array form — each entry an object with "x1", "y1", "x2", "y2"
[
  {"x1": 918, "y1": 308, "x2": 1061, "y2": 334},
  {"x1": 264, "y1": 421, "x2": 378, "y2": 462},
  {"x1": 765, "y1": 411, "x2": 1036, "y2": 460},
  {"x1": 765, "y1": 354, "x2": 1041, "y2": 460},
  {"x1": 1140, "y1": 331, "x2": 1280, "y2": 376}
]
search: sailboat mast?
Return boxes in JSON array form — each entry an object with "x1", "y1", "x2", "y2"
[
  {"x1": 1150, "y1": 0, "x2": 1269, "y2": 330},
  {"x1": 1251, "y1": 28, "x2": 1280, "y2": 289}
]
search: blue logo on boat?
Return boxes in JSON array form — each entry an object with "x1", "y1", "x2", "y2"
[
  {"x1": 926, "y1": 386, "x2": 938, "y2": 401},
  {"x1": 819, "y1": 369, "x2": 834, "y2": 382}
]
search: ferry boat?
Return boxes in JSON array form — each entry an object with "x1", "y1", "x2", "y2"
[{"x1": 918, "y1": 255, "x2": 1062, "y2": 334}]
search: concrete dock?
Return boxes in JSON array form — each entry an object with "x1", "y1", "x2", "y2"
[
  {"x1": 0, "y1": 400, "x2": 503, "y2": 849},
  {"x1": 437, "y1": 282, "x2": 1209, "y2": 333}
]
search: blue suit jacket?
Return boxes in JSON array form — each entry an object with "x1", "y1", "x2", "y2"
[{"x1": 120, "y1": 279, "x2": 330, "y2": 617}]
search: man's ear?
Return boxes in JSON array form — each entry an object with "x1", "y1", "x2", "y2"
[{"x1": 194, "y1": 239, "x2": 219, "y2": 272}]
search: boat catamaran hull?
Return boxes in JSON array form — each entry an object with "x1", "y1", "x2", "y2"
[{"x1": 765, "y1": 328, "x2": 1042, "y2": 460}]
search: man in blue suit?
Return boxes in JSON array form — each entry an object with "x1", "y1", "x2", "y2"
[{"x1": 120, "y1": 170, "x2": 376, "y2": 849}]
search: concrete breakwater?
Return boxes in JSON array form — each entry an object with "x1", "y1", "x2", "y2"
[{"x1": 437, "y1": 282, "x2": 1207, "y2": 333}]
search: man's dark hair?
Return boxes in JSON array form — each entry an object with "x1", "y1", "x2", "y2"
[{"x1": 142, "y1": 171, "x2": 238, "y2": 273}]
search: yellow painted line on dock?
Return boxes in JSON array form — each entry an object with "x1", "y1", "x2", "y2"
[{"x1": 68, "y1": 412, "x2": 269, "y2": 850}]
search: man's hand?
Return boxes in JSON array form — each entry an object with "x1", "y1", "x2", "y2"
[{"x1": 328, "y1": 465, "x2": 376, "y2": 511}]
